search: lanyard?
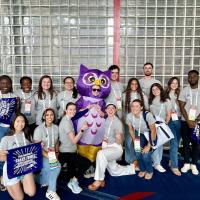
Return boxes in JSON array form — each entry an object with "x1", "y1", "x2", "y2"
[
  {"x1": 105, "y1": 117, "x2": 114, "y2": 139},
  {"x1": 45, "y1": 125, "x2": 54, "y2": 149},
  {"x1": 14, "y1": 132, "x2": 26, "y2": 147},
  {"x1": 42, "y1": 94, "x2": 51, "y2": 110},
  {"x1": 158, "y1": 103, "x2": 164, "y2": 117},
  {"x1": 112, "y1": 83, "x2": 121, "y2": 99},
  {"x1": 190, "y1": 88, "x2": 198, "y2": 107},
  {"x1": 132, "y1": 113, "x2": 142, "y2": 136},
  {"x1": 21, "y1": 90, "x2": 32, "y2": 100},
  {"x1": 62, "y1": 91, "x2": 73, "y2": 110}
]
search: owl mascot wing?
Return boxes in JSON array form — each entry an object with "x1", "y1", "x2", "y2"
[{"x1": 75, "y1": 64, "x2": 111, "y2": 162}]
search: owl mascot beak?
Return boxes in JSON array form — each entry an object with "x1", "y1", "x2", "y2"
[{"x1": 93, "y1": 79, "x2": 101, "y2": 86}]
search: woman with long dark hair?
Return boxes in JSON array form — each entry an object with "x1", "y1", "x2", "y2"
[
  {"x1": 0, "y1": 113, "x2": 36, "y2": 199},
  {"x1": 34, "y1": 75, "x2": 58, "y2": 125},
  {"x1": 123, "y1": 78, "x2": 149, "y2": 168},
  {"x1": 149, "y1": 83, "x2": 172, "y2": 173},
  {"x1": 166, "y1": 77, "x2": 181, "y2": 176}
]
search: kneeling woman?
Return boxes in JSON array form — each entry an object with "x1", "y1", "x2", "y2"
[
  {"x1": 88, "y1": 103, "x2": 135, "y2": 191},
  {"x1": 0, "y1": 113, "x2": 36, "y2": 200},
  {"x1": 33, "y1": 108, "x2": 61, "y2": 200},
  {"x1": 126, "y1": 99, "x2": 157, "y2": 180}
]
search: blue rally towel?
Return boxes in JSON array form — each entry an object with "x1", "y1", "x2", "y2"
[
  {"x1": 7, "y1": 143, "x2": 43, "y2": 179},
  {"x1": 0, "y1": 97, "x2": 17, "y2": 125}
]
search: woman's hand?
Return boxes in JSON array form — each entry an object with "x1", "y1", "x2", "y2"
[
  {"x1": 81, "y1": 121, "x2": 89, "y2": 131},
  {"x1": 0, "y1": 150, "x2": 8, "y2": 156},
  {"x1": 142, "y1": 145, "x2": 151, "y2": 154}
]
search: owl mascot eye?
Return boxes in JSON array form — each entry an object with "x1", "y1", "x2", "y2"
[{"x1": 75, "y1": 64, "x2": 111, "y2": 162}]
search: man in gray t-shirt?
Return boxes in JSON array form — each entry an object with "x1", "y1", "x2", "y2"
[
  {"x1": 139, "y1": 62, "x2": 161, "y2": 97},
  {"x1": 178, "y1": 70, "x2": 200, "y2": 175}
]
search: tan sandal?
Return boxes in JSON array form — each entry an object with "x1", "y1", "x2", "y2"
[
  {"x1": 145, "y1": 173, "x2": 153, "y2": 180},
  {"x1": 138, "y1": 171, "x2": 146, "y2": 178},
  {"x1": 171, "y1": 168, "x2": 181, "y2": 176},
  {"x1": 88, "y1": 180, "x2": 105, "y2": 191}
]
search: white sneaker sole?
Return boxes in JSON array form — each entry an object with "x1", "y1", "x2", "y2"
[{"x1": 67, "y1": 183, "x2": 82, "y2": 194}]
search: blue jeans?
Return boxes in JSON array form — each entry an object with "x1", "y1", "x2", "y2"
[
  {"x1": 38, "y1": 157, "x2": 61, "y2": 192},
  {"x1": 168, "y1": 119, "x2": 181, "y2": 168},
  {"x1": 152, "y1": 145, "x2": 163, "y2": 166},
  {"x1": 124, "y1": 125, "x2": 137, "y2": 163},
  {"x1": 136, "y1": 134, "x2": 153, "y2": 173},
  {"x1": 0, "y1": 126, "x2": 10, "y2": 177}
]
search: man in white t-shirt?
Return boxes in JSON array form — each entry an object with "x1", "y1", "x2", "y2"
[{"x1": 139, "y1": 62, "x2": 161, "y2": 97}]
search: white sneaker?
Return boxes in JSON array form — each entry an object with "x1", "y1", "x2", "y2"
[
  {"x1": 191, "y1": 164, "x2": 199, "y2": 175},
  {"x1": 154, "y1": 164, "x2": 166, "y2": 173},
  {"x1": 181, "y1": 163, "x2": 191, "y2": 173},
  {"x1": 46, "y1": 190, "x2": 60, "y2": 200},
  {"x1": 67, "y1": 179, "x2": 82, "y2": 194},
  {"x1": 84, "y1": 166, "x2": 95, "y2": 178}
]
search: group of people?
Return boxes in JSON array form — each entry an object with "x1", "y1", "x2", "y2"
[{"x1": 0, "y1": 62, "x2": 199, "y2": 200}]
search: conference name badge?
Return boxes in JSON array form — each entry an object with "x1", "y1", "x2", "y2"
[
  {"x1": 134, "y1": 137, "x2": 141, "y2": 153},
  {"x1": 116, "y1": 99, "x2": 122, "y2": 110},
  {"x1": 102, "y1": 140, "x2": 108, "y2": 149},
  {"x1": 188, "y1": 106, "x2": 197, "y2": 121},
  {"x1": 24, "y1": 100, "x2": 32, "y2": 116},
  {"x1": 48, "y1": 149, "x2": 59, "y2": 169},
  {"x1": 171, "y1": 112, "x2": 178, "y2": 121}
]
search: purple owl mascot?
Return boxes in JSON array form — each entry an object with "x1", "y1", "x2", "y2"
[{"x1": 75, "y1": 64, "x2": 111, "y2": 162}]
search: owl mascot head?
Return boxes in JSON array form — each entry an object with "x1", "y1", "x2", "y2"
[{"x1": 75, "y1": 64, "x2": 111, "y2": 162}]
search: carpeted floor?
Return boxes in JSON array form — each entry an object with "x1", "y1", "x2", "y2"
[{"x1": 1, "y1": 156, "x2": 200, "y2": 200}]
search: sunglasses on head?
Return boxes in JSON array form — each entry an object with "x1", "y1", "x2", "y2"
[{"x1": 92, "y1": 88, "x2": 101, "y2": 92}]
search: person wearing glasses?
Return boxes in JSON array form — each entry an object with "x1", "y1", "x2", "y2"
[{"x1": 105, "y1": 65, "x2": 124, "y2": 119}]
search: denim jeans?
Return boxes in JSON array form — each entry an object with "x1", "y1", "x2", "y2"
[
  {"x1": 168, "y1": 119, "x2": 181, "y2": 168},
  {"x1": 152, "y1": 145, "x2": 163, "y2": 166},
  {"x1": 136, "y1": 134, "x2": 153, "y2": 173},
  {"x1": 38, "y1": 157, "x2": 61, "y2": 192},
  {"x1": 0, "y1": 126, "x2": 10, "y2": 177},
  {"x1": 124, "y1": 125, "x2": 137, "y2": 163}
]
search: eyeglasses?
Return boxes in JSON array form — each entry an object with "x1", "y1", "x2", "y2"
[{"x1": 92, "y1": 88, "x2": 101, "y2": 92}]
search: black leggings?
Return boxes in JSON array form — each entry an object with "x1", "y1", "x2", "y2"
[{"x1": 58, "y1": 152, "x2": 91, "y2": 179}]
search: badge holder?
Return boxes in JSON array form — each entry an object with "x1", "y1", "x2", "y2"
[
  {"x1": 134, "y1": 137, "x2": 141, "y2": 153},
  {"x1": 102, "y1": 139, "x2": 108, "y2": 149},
  {"x1": 171, "y1": 112, "x2": 178, "y2": 121},
  {"x1": 116, "y1": 100, "x2": 122, "y2": 110},
  {"x1": 24, "y1": 100, "x2": 32, "y2": 116},
  {"x1": 48, "y1": 149, "x2": 59, "y2": 169},
  {"x1": 188, "y1": 107, "x2": 197, "y2": 121}
]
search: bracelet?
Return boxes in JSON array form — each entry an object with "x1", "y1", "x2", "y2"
[{"x1": 81, "y1": 129, "x2": 84, "y2": 133}]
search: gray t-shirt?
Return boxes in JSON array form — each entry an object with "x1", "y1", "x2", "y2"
[
  {"x1": 149, "y1": 96, "x2": 172, "y2": 121},
  {"x1": 126, "y1": 112, "x2": 156, "y2": 134},
  {"x1": 15, "y1": 89, "x2": 36, "y2": 124},
  {"x1": 0, "y1": 132, "x2": 30, "y2": 150},
  {"x1": 106, "y1": 81, "x2": 124, "y2": 104},
  {"x1": 33, "y1": 123, "x2": 59, "y2": 151},
  {"x1": 169, "y1": 90, "x2": 181, "y2": 117},
  {"x1": 178, "y1": 86, "x2": 200, "y2": 121},
  {"x1": 57, "y1": 91, "x2": 79, "y2": 119},
  {"x1": 104, "y1": 116, "x2": 123, "y2": 144},
  {"x1": 122, "y1": 91, "x2": 149, "y2": 112},
  {"x1": 59, "y1": 115, "x2": 77, "y2": 153},
  {"x1": 139, "y1": 77, "x2": 161, "y2": 97},
  {"x1": 34, "y1": 91, "x2": 58, "y2": 125}
]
